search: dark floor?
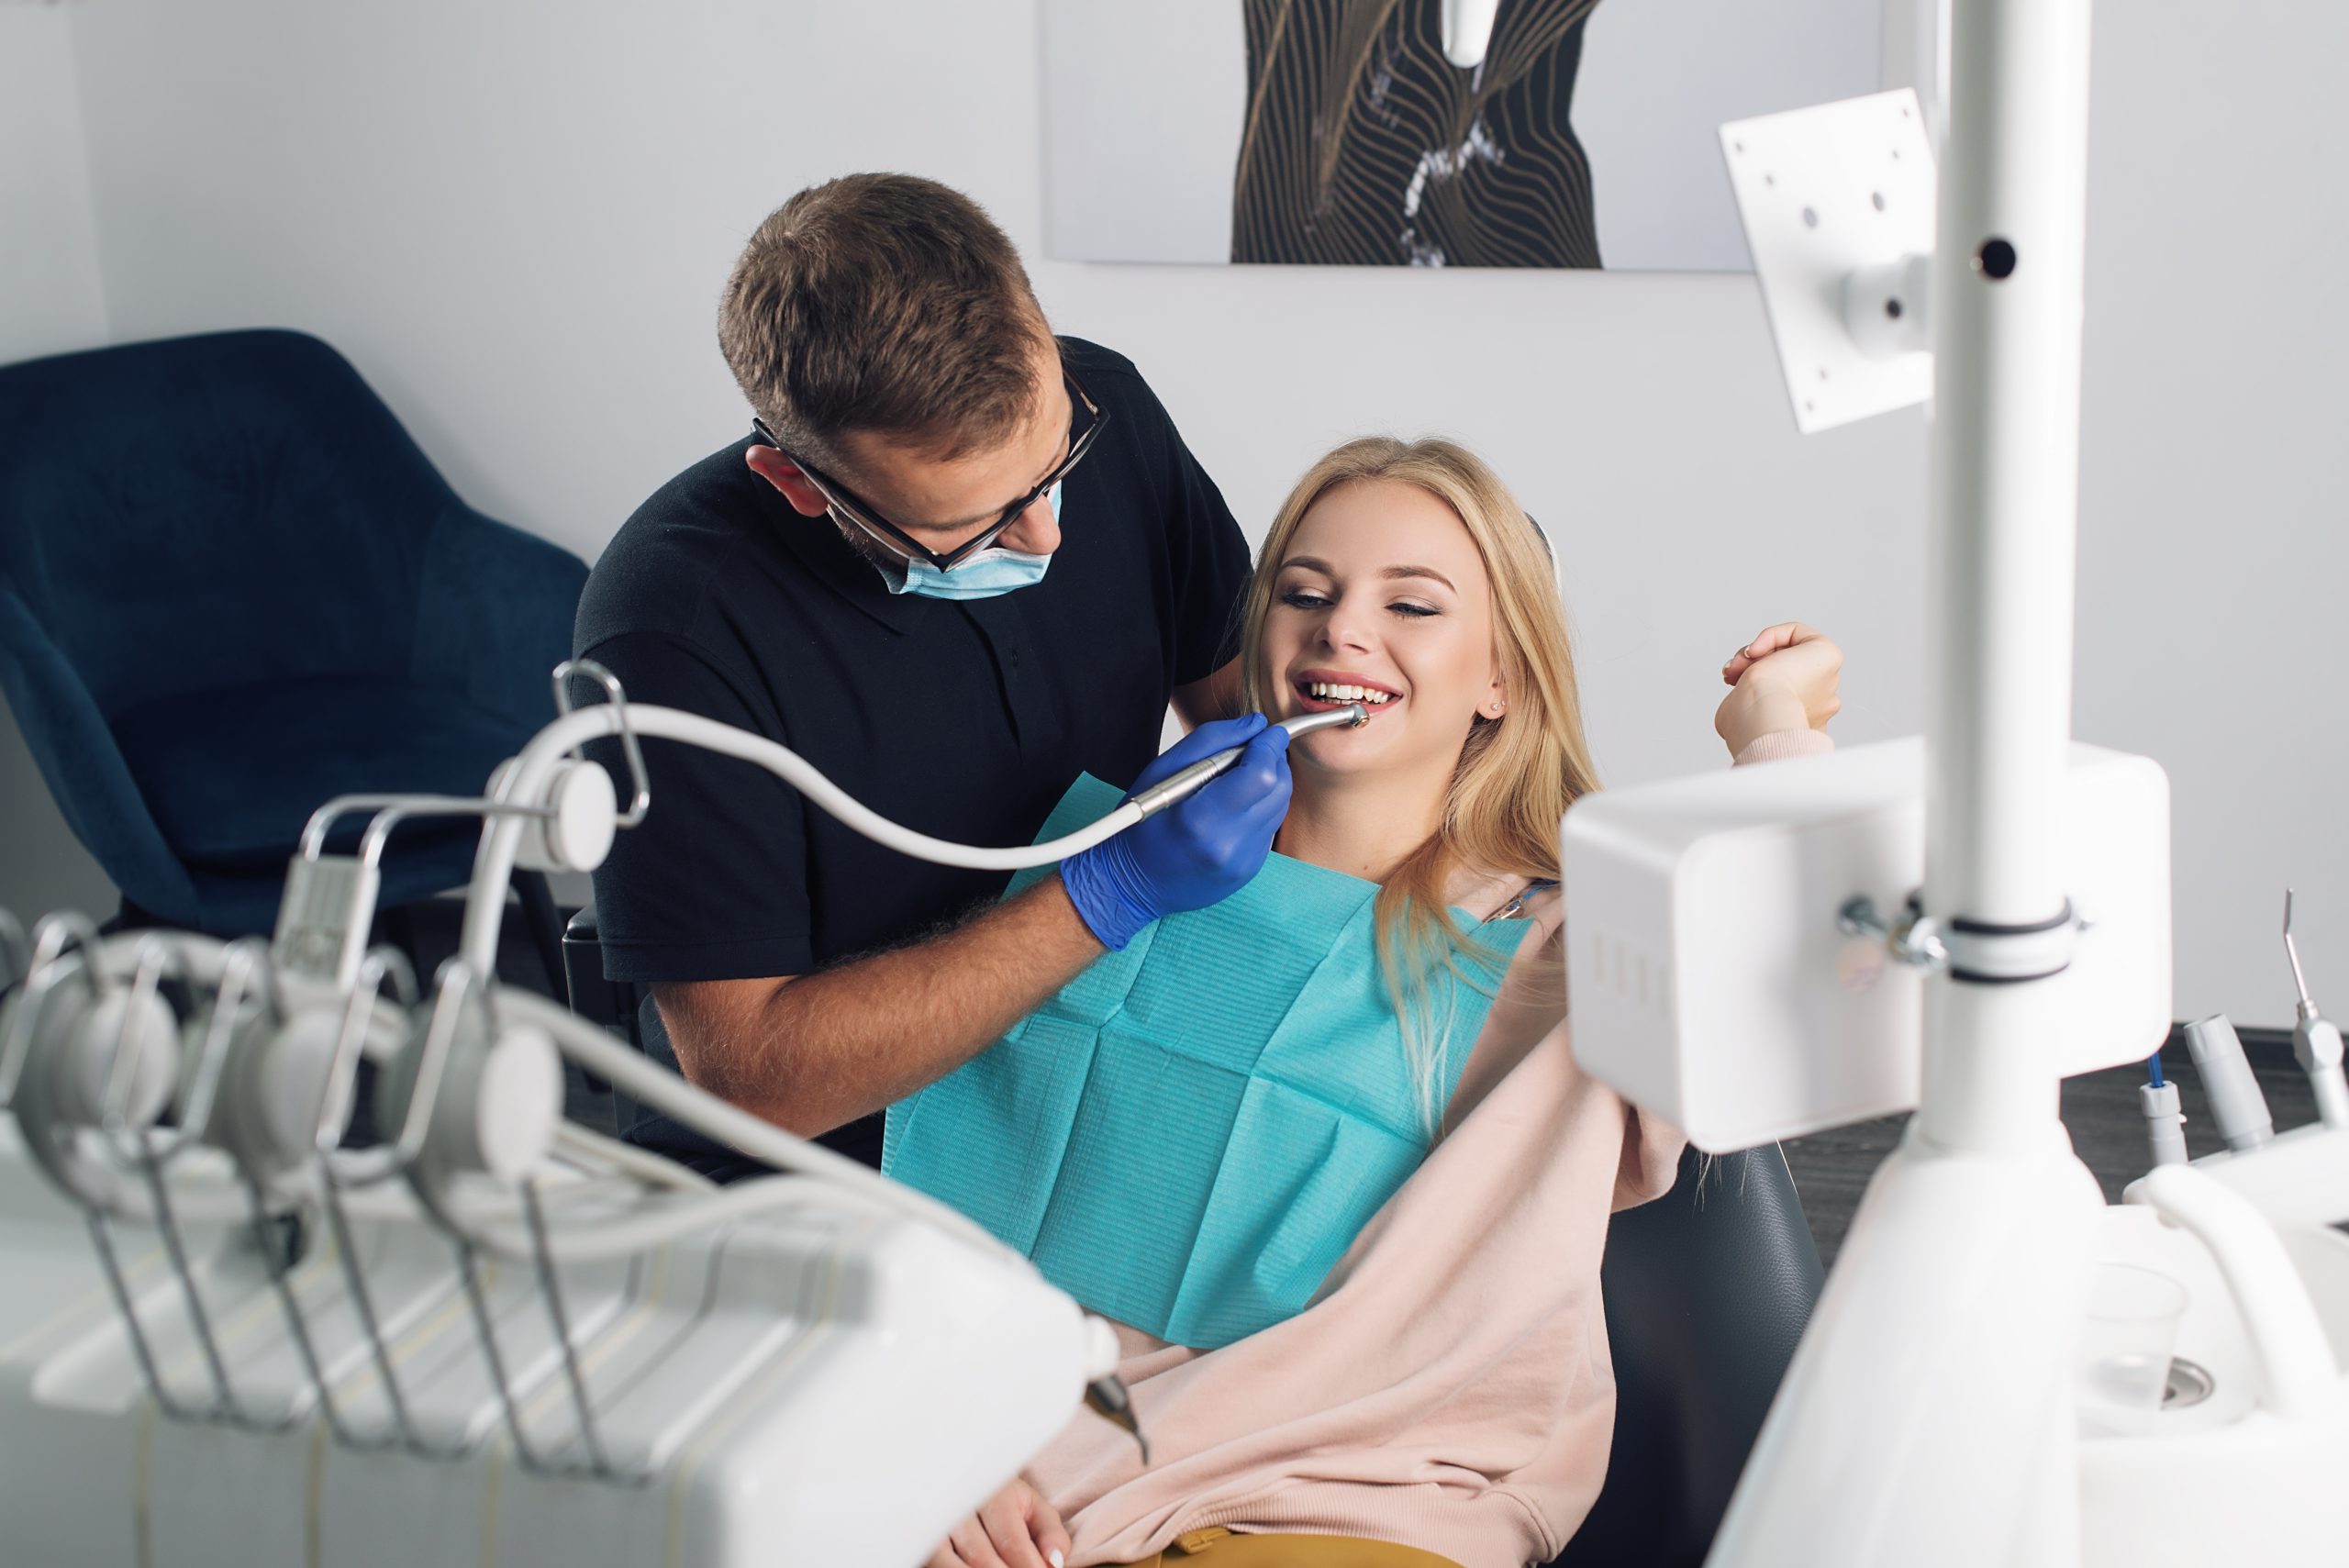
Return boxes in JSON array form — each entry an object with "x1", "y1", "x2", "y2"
[{"x1": 1784, "y1": 1032, "x2": 2319, "y2": 1266}]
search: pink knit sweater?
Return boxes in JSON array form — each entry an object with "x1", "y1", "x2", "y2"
[{"x1": 1025, "y1": 728, "x2": 1834, "y2": 1568}]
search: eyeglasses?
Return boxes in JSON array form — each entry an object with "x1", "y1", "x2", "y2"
[{"x1": 752, "y1": 371, "x2": 1109, "y2": 573}]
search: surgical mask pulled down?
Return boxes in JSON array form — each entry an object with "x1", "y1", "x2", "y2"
[{"x1": 883, "y1": 484, "x2": 1062, "y2": 601}]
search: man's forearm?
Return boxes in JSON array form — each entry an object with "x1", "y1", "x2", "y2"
[{"x1": 654, "y1": 874, "x2": 1106, "y2": 1137}]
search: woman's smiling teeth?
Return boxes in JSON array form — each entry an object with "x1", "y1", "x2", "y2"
[{"x1": 1304, "y1": 682, "x2": 1396, "y2": 705}]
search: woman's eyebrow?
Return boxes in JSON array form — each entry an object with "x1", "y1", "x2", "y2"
[{"x1": 1278, "y1": 556, "x2": 1455, "y2": 591}]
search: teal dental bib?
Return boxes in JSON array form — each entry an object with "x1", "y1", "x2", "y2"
[{"x1": 882, "y1": 773, "x2": 1531, "y2": 1349}]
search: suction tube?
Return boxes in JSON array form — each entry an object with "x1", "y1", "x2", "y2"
[{"x1": 462, "y1": 702, "x2": 1367, "y2": 973}]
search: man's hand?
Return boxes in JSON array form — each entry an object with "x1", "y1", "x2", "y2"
[
  {"x1": 925, "y1": 1476, "x2": 1071, "y2": 1568},
  {"x1": 1059, "y1": 714, "x2": 1293, "y2": 951},
  {"x1": 1716, "y1": 622, "x2": 1842, "y2": 757}
]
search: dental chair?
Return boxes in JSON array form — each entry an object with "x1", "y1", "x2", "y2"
[
  {"x1": 1553, "y1": 1144, "x2": 1825, "y2": 1568},
  {"x1": 0, "y1": 328, "x2": 586, "y2": 976}
]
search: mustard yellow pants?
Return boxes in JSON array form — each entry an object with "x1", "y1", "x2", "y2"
[{"x1": 1119, "y1": 1525, "x2": 1465, "y2": 1567}]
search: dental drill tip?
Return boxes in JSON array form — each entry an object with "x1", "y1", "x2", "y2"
[
  {"x1": 1084, "y1": 1374, "x2": 1151, "y2": 1465},
  {"x1": 2285, "y1": 889, "x2": 2316, "y2": 1012},
  {"x1": 1273, "y1": 704, "x2": 1371, "y2": 740}
]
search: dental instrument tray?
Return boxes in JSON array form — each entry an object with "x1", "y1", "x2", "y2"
[
  {"x1": 0, "y1": 924, "x2": 1109, "y2": 1568},
  {"x1": 0, "y1": 661, "x2": 1151, "y2": 1568}
]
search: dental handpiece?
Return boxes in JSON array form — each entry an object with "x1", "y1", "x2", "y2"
[
  {"x1": 2183, "y1": 1013, "x2": 2275, "y2": 1152},
  {"x1": 2283, "y1": 890, "x2": 2349, "y2": 1129},
  {"x1": 1125, "y1": 706, "x2": 1368, "y2": 819}
]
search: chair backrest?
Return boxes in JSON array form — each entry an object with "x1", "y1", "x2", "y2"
[
  {"x1": 1552, "y1": 1143, "x2": 1825, "y2": 1568},
  {"x1": 0, "y1": 329, "x2": 461, "y2": 720}
]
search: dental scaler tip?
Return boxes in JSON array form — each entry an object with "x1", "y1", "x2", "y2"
[
  {"x1": 2285, "y1": 889, "x2": 2316, "y2": 1013},
  {"x1": 2282, "y1": 889, "x2": 2349, "y2": 1130},
  {"x1": 1126, "y1": 706, "x2": 1367, "y2": 819}
]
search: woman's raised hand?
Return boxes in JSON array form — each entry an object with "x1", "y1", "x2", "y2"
[
  {"x1": 1715, "y1": 622, "x2": 1842, "y2": 758},
  {"x1": 925, "y1": 1475, "x2": 1072, "y2": 1568}
]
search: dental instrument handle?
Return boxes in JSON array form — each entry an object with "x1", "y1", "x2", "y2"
[
  {"x1": 2182, "y1": 1013, "x2": 2275, "y2": 1152},
  {"x1": 1126, "y1": 706, "x2": 1367, "y2": 819},
  {"x1": 2281, "y1": 890, "x2": 2349, "y2": 1129},
  {"x1": 2294, "y1": 1016, "x2": 2349, "y2": 1129},
  {"x1": 2139, "y1": 1079, "x2": 2188, "y2": 1168}
]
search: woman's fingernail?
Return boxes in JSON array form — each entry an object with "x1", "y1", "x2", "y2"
[{"x1": 1051, "y1": 1551, "x2": 1066, "y2": 1568}]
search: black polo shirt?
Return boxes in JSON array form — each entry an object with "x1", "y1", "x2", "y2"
[{"x1": 573, "y1": 338, "x2": 1251, "y2": 1176}]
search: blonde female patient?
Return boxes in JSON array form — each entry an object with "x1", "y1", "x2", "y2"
[{"x1": 890, "y1": 439, "x2": 1842, "y2": 1568}]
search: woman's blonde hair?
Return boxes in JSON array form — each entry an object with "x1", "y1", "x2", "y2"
[{"x1": 1237, "y1": 437, "x2": 1603, "y2": 1133}]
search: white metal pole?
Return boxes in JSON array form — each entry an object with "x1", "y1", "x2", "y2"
[
  {"x1": 1707, "y1": 6, "x2": 2109, "y2": 1561},
  {"x1": 1917, "y1": 0, "x2": 2095, "y2": 1152}
]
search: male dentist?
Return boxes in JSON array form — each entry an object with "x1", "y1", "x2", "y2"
[{"x1": 574, "y1": 174, "x2": 1288, "y2": 1178}]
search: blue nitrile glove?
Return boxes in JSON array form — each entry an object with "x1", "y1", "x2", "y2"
[{"x1": 1060, "y1": 715, "x2": 1295, "y2": 951}]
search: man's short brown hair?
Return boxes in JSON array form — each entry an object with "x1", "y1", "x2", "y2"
[{"x1": 718, "y1": 173, "x2": 1050, "y2": 465}]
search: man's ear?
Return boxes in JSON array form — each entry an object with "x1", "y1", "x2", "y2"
[{"x1": 744, "y1": 444, "x2": 833, "y2": 519}]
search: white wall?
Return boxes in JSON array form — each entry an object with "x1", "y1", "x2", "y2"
[
  {"x1": 0, "y1": 5, "x2": 117, "y2": 921},
  {"x1": 0, "y1": 6, "x2": 106, "y2": 363},
  {"x1": 2074, "y1": 2, "x2": 2349, "y2": 1032},
  {"x1": 28, "y1": 0, "x2": 2348, "y2": 1026}
]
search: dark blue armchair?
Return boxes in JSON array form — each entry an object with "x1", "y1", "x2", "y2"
[{"x1": 0, "y1": 328, "x2": 588, "y2": 940}]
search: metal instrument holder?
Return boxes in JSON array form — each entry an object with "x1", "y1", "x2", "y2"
[
  {"x1": 293, "y1": 657, "x2": 653, "y2": 880},
  {"x1": 12, "y1": 925, "x2": 291, "y2": 1429},
  {"x1": 552, "y1": 659, "x2": 651, "y2": 829},
  {"x1": 278, "y1": 658, "x2": 649, "y2": 995},
  {"x1": 285, "y1": 795, "x2": 551, "y2": 991},
  {"x1": 300, "y1": 945, "x2": 473, "y2": 1456},
  {"x1": 2, "y1": 801, "x2": 648, "y2": 1477},
  {"x1": 0, "y1": 911, "x2": 106, "y2": 1110},
  {"x1": 191, "y1": 929, "x2": 389, "y2": 1455},
  {"x1": 0, "y1": 919, "x2": 201, "y2": 1420},
  {"x1": 12, "y1": 671, "x2": 708, "y2": 1484},
  {"x1": 392, "y1": 959, "x2": 631, "y2": 1481},
  {"x1": 86, "y1": 937, "x2": 240, "y2": 1423},
  {"x1": 295, "y1": 774, "x2": 643, "y2": 1479},
  {"x1": 106, "y1": 940, "x2": 273, "y2": 1426}
]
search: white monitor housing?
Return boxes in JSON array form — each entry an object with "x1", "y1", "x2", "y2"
[{"x1": 1563, "y1": 737, "x2": 2173, "y2": 1151}]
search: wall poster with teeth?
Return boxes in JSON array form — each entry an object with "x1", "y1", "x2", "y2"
[{"x1": 1040, "y1": 0, "x2": 1883, "y2": 272}]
